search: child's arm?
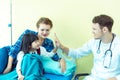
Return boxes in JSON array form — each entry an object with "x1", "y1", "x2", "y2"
[
  {"x1": 16, "y1": 51, "x2": 24, "y2": 80},
  {"x1": 54, "y1": 33, "x2": 67, "y2": 73},
  {"x1": 54, "y1": 33, "x2": 69, "y2": 54},
  {"x1": 40, "y1": 46, "x2": 57, "y2": 57},
  {"x1": 17, "y1": 69, "x2": 24, "y2": 80},
  {"x1": 52, "y1": 46, "x2": 58, "y2": 53}
]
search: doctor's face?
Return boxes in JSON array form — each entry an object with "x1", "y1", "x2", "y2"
[{"x1": 92, "y1": 23, "x2": 103, "y2": 39}]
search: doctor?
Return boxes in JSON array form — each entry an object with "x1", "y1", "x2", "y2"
[{"x1": 55, "y1": 14, "x2": 120, "y2": 80}]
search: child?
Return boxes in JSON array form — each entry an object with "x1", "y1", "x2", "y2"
[{"x1": 16, "y1": 33, "x2": 57, "y2": 80}]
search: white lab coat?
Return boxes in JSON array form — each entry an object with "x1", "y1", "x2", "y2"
[{"x1": 68, "y1": 34, "x2": 120, "y2": 80}]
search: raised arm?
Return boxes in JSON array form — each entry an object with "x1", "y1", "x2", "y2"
[{"x1": 54, "y1": 33, "x2": 69, "y2": 55}]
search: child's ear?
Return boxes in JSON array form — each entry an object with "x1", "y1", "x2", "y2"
[{"x1": 29, "y1": 46, "x2": 31, "y2": 49}]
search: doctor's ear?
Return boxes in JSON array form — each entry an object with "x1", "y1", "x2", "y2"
[{"x1": 102, "y1": 27, "x2": 108, "y2": 33}]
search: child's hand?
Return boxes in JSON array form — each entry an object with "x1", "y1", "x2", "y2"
[
  {"x1": 18, "y1": 75, "x2": 24, "y2": 80},
  {"x1": 54, "y1": 33, "x2": 61, "y2": 48},
  {"x1": 59, "y1": 58, "x2": 66, "y2": 73}
]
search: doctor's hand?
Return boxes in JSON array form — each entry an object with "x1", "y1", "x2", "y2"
[
  {"x1": 107, "y1": 77, "x2": 117, "y2": 80},
  {"x1": 59, "y1": 58, "x2": 66, "y2": 73}
]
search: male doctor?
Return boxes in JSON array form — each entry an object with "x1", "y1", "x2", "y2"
[{"x1": 55, "y1": 14, "x2": 120, "y2": 80}]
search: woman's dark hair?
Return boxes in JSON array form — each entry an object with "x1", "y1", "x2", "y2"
[
  {"x1": 20, "y1": 33, "x2": 39, "y2": 54},
  {"x1": 92, "y1": 14, "x2": 114, "y2": 32}
]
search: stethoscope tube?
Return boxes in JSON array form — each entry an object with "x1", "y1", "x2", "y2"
[{"x1": 97, "y1": 34, "x2": 115, "y2": 68}]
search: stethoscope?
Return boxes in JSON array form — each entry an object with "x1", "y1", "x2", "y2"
[{"x1": 96, "y1": 34, "x2": 115, "y2": 68}]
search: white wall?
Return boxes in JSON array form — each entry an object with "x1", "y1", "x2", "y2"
[{"x1": 0, "y1": 0, "x2": 11, "y2": 47}]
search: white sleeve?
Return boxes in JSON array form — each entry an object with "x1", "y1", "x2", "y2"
[
  {"x1": 16, "y1": 51, "x2": 24, "y2": 71},
  {"x1": 68, "y1": 39, "x2": 93, "y2": 58},
  {"x1": 116, "y1": 75, "x2": 120, "y2": 80},
  {"x1": 40, "y1": 46, "x2": 55, "y2": 57}
]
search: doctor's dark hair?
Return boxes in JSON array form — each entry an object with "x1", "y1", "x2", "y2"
[
  {"x1": 20, "y1": 33, "x2": 39, "y2": 54},
  {"x1": 36, "y1": 17, "x2": 53, "y2": 29},
  {"x1": 92, "y1": 14, "x2": 114, "y2": 32}
]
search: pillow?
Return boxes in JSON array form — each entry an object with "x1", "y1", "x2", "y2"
[
  {"x1": 40, "y1": 48, "x2": 76, "y2": 76},
  {"x1": 0, "y1": 46, "x2": 9, "y2": 73}
]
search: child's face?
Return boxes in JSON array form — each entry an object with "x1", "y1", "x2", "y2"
[{"x1": 31, "y1": 40, "x2": 41, "y2": 50}]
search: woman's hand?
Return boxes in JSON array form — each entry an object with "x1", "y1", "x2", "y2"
[
  {"x1": 3, "y1": 66, "x2": 12, "y2": 74},
  {"x1": 59, "y1": 58, "x2": 66, "y2": 73},
  {"x1": 3, "y1": 56, "x2": 13, "y2": 74}
]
